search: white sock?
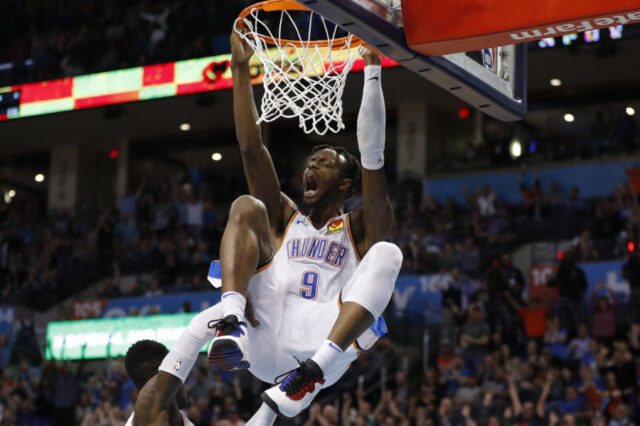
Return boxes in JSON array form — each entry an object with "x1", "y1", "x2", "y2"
[
  {"x1": 246, "y1": 403, "x2": 277, "y2": 426},
  {"x1": 311, "y1": 339, "x2": 343, "y2": 375},
  {"x1": 221, "y1": 291, "x2": 246, "y2": 321}
]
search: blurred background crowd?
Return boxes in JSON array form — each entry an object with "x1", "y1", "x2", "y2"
[
  {"x1": 0, "y1": 0, "x2": 252, "y2": 87},
  {"x1": 1, "y1": 156, "x2": 638, "y2": 310},
  {"x1": 1, "y1": 158, "x2": 640, "y2": 425}
]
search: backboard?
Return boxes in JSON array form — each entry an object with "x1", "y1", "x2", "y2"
[{"x1": 297, "y1": 0, "x2": 527, "y2": 121}]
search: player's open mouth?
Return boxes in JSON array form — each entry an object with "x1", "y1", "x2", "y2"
[{"x1": 304, "y1": 172, "x2": 318, "y2": 197}]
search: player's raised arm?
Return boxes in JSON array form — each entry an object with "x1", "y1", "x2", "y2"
[
  {"x1": 351, "y1": 50, "x2": 393, "y2": 253},
  {"x1": 230, "y1": 31, "x2": 290, "y2": 231}
]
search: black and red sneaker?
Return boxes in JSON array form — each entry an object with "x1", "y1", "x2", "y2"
[{"x1": 261, "y1": 359, "x2": 326, "y2": 418}]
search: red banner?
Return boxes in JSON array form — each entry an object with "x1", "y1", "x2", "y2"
[{"x1": 529, "y1": 265, "x2": 559, "y2": 305}]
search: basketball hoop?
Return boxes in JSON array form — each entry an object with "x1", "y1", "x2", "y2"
[{"x1": 235, "y1": 0, "x2": 365, "y2": 135}]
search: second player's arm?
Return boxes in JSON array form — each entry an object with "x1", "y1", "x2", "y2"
[
  {"x1": 135, "y1": 305, "x2": 222, "y2": 424},
  {"x1": 352, "y1": 51, "x2": 393, "y2": 254},
  {"x1": 132, "y1": 372, "x2": 182, "y2": 425},
  {"x1": 230, "y1": 32, "x2": 292, "y2": 230}
]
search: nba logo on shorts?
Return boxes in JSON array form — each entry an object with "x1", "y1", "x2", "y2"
[
  {"x1": 482, "y1": 48, "x2": 497, "y2": 73},
  {"x1": 173, "y1": 359, "x2": 183, "y2": 372}
]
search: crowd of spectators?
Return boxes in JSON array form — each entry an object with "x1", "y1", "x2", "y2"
[
  {"x1": 1, "y1": 157, "x2": 638, "y2": 310},
  {"x1": 2, "y1": 278, "x2": 640, "y2": 425},
  {"x1": 2, "y1": 155, "x2": 640, "y2": 424},
  {"x1": 0, "y1": 162, "x2": 241, "y2": 310},
  {"x1": 393, "y1": 168, "x2": 639, "y2": 278},
  {"x1": 0, "y1": 0, "x2": 252, "y2": 87}
]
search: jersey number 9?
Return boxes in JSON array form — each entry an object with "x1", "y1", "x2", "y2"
[{"x1": 300, "y1": 271, "x2": 319, "y2": 300}]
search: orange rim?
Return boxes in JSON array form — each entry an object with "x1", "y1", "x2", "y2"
[{"x1": 237, "y1": 0, "x2": 363, "y2": 49}]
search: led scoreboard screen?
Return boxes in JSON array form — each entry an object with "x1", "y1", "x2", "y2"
[
  {"x1": 0, "y1": 90, "x2": 20, "y2": 120},
  {"x1": 0, "y1": 52, "x2": 398, "y2": 121}
]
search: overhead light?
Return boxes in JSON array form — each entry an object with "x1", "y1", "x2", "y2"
[
  {"x1": 564, "y1": 113, "x2": 575, "y2": 123},
  {"x1": 8, "y1": 189, "x2": 15, "y2": 198},
  {"x1": 211, "y1": 152, "x2": 222, "y2": 161},
  {"x1": 34, "y1": 173, "x2": 45, "y2": 183},
  {"x1": 550, "y1": 78, "x2": 562, "y2": 87},
  {"x1": 509, "y1": 139, "x2": 522, "y2": 158},
  {"x1": 180, "y1": 123, "x2": 191, "y2": 131},
  {"x1": 626, "y1": 107, "x2": 636, "y2": 116}
]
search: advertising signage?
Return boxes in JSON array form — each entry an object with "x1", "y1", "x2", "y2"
[
  {"x1": 0, "y1": 51, "x2": 397, "y2": 121},
  {"x1": 45, "y1": 313, "x2": 207, "y2": 360}
]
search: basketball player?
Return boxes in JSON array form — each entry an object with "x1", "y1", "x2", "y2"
[
  {"x1": 123, "y1": 339, "x2": 194, "y2": 426},
  {"x1": 156, "y1": 30, "x2": 402, "y2": 424}
]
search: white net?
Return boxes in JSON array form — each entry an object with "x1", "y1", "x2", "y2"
[{"x1": 234, "y1": 4, "x2": 365, "y2": 135}]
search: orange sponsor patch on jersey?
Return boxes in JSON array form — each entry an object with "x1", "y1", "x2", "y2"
[{"x1": 327, "y1": 218, "x2": 345, "y2": 235}]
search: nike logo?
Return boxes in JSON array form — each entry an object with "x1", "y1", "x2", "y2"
[
  {"x1": 368, "y1": 77, "x2": 379, "y2": 82},
  {"x1": 222, "y1": 292, "x2": 239, "y2": 299},
  {"x1": 328, "y1": 342, "x2": 343, "y2": 353}
]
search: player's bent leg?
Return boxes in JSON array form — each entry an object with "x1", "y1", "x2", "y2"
[
  {"x1": 335, "y1": 241, "x2": 403, "y2": 347},
  {"x1": 209, "y1": 195, "x2": 273, "y2": 371},
  {"x1": 261, "y1": 242, "x2": 403, "y2": 418}
]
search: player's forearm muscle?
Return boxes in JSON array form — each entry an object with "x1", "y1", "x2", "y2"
[
  {"x1": 133, "y1": 373, "x2": 182, "y2": 425},
  {"x1": 361, "y1": 169, "x2": 393, "y2": 246}
]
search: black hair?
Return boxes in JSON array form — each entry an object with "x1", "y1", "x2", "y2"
[
  {"x1": 311, "y1": 144, "x2": 362, "y2": 198},
  {"x1": 124, "y1": 339, "x2": 169, "y2": 390}
]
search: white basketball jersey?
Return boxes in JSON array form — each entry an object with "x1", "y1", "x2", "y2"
[
  {"x1": 244, "y1": 211, "x2": 362, "y2": 382},
  {"x1": 270, "y1": 211, "x2": 360, "y2": 302},
  {"x1": 125, "y1": 411, "x2": 195, "y2": 426}
]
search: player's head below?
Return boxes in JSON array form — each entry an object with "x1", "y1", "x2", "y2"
[
  {"x1": 303, "y1": 145, "x2": 361, "y2": 209},
  {"x1": 125, "y1": 339, "x2": 187, "y2": 406}
]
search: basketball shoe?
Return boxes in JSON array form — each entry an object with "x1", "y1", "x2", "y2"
[
  {"x1": 207, "y1": 315, "x2": 250, "y2": 370},
  {"x1": 261, "y1": 359, "x2": 326, "y2": 418}
]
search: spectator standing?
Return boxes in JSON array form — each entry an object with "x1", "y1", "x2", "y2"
[
  {"x1": 589, "y1": 283, "x2": 618, "y2": 346},
  {"x1": 548, "y1": 253, "x2": 588, "y2": 336},
  {"x1": 441, "y1": 269, "x2": 465, "y2": 342},
  {"x1": 186, "y1": 195, "x2": 204, "y2": 237},
  {"x1": 460, "y1": 304, "x2": 491, "y2": 373},
  {"x1": 505, "y1": 294, "x2": 549, "y2": 344}
]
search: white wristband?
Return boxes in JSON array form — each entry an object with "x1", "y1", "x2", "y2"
[
  {"x1": 357, "y1": 65, "x2": 386, "y2": 170},
  {"x1": 158, "y1": 307, "x2": 218, "y2": 382}
]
